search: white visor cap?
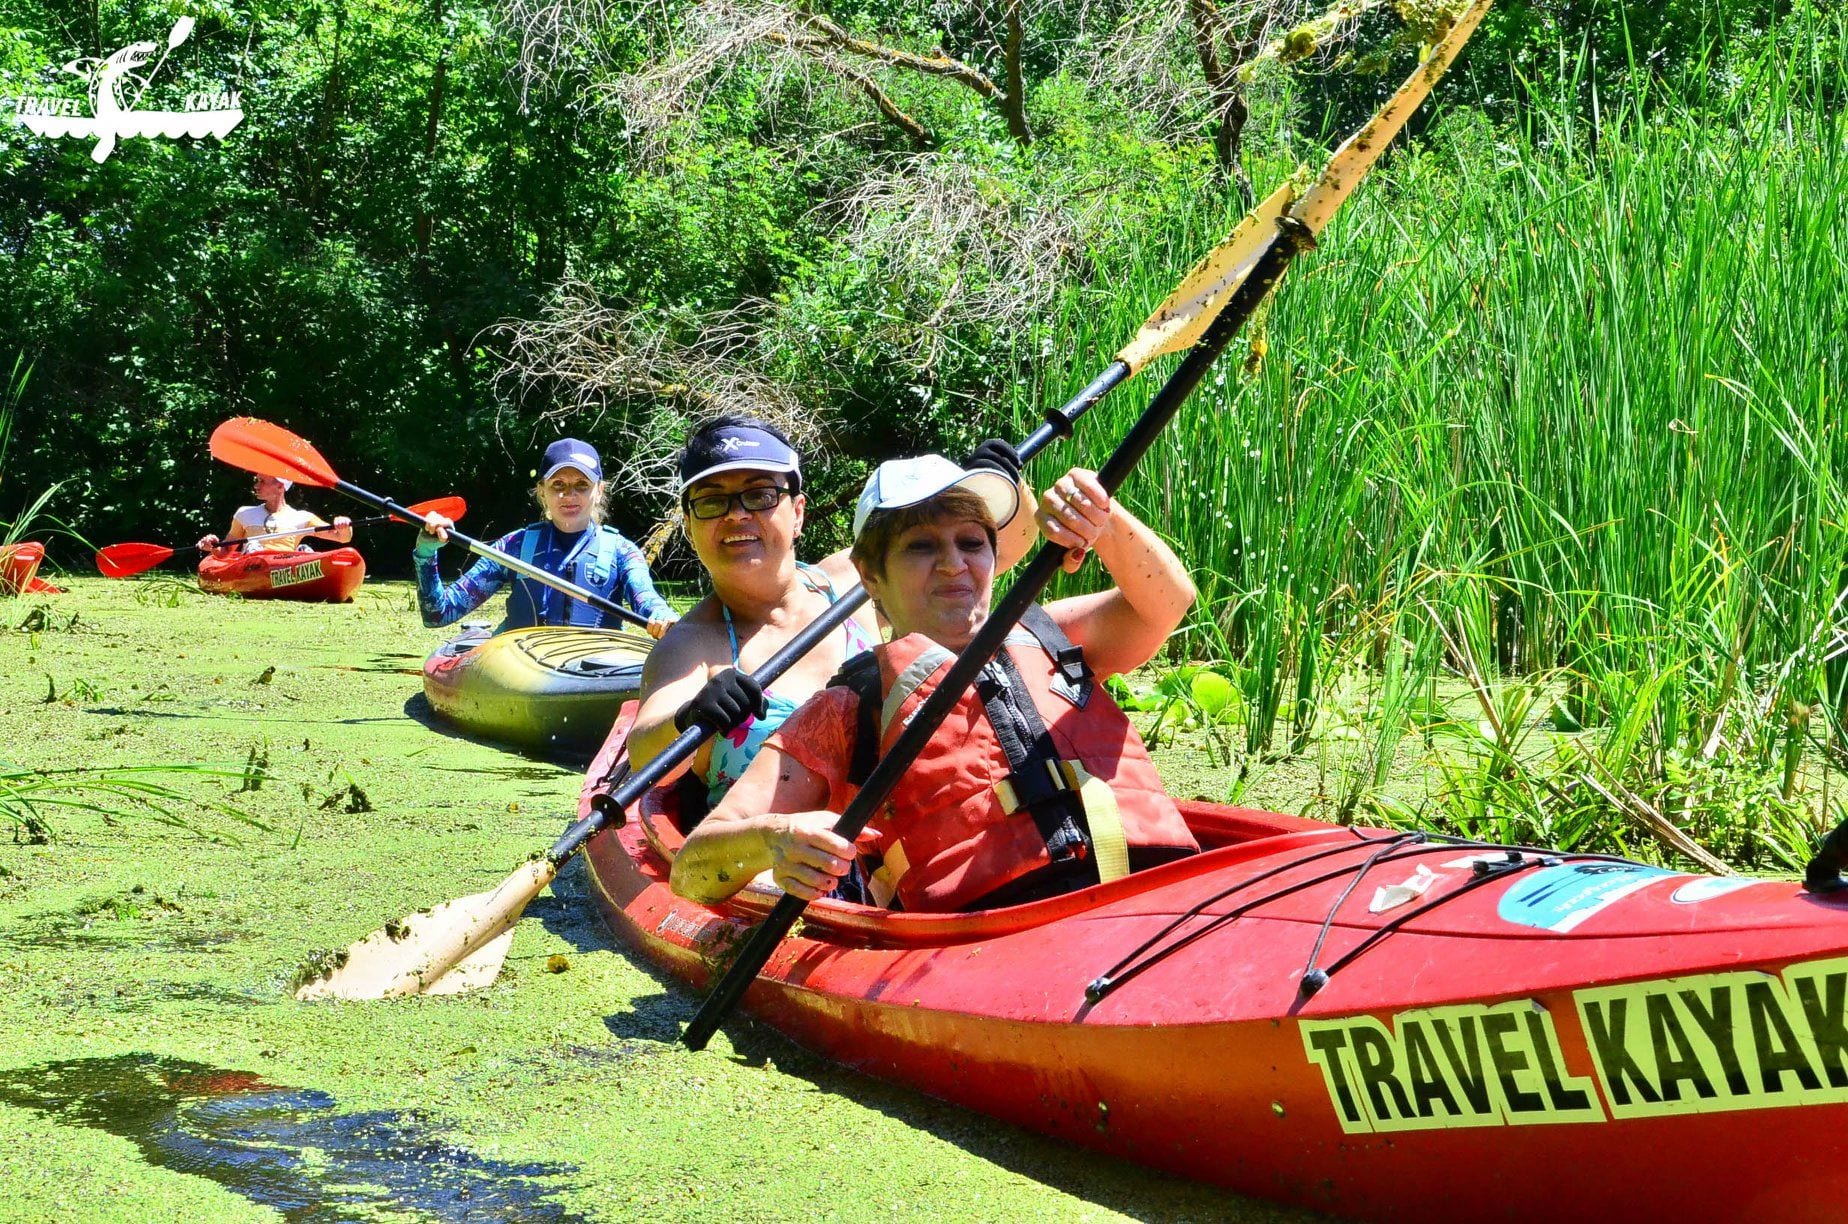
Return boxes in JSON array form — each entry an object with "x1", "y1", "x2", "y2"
[{"x1": 851, "y1": 455, "x2": 1021, "y2": 543}]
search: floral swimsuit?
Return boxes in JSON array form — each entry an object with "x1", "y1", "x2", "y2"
[{"x1": 702, "y1": 564, "x2": 876, "y2": 806}]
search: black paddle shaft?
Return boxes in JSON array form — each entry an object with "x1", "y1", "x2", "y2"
[
  {"x1": 565, "y1": 360, "x2": 1133, "y2": 848},
  {"x1": 680, "y1": 217, "x2": 1315, "y2": 1051},
  {"x1": 330, "y1": 479, "x2": 651, "y2": 629}
]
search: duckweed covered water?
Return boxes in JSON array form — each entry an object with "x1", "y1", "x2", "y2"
[
  {"x1": 0, "y1": 1055, "x2": 579, "y2": 1222},
  {"x1": 0, "y1": 579, "x2": 1323, "y2": 1222}
]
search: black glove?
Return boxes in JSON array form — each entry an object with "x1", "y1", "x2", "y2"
[
  {"x1": 964, "y1": 437, "x2": 1022, "y2": 485},
  {"x1": 674, "y1": 668, "x2": 768, "y2": 734}
]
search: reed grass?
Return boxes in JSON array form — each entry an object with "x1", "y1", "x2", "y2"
[
  {"x1": 0, "y1": 763, "x2": 272, "y2": 845},
  {"x1": 1015, "y1": 7, "x2": 1848, "y2": 863},
  {"x1": 0, "y1": 356, "x2": 68, "y2": 554}
]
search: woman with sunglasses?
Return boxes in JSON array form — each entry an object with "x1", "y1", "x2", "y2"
[
  {"x1": 630, "y1": 418, "x2": 1030, "y2": 808},
  {"x1": 414, "y1": 438, "x2": 678, "y2": 638},
  {"x1": 627, "y1": 417, "x2": 885, "y2": 807}
]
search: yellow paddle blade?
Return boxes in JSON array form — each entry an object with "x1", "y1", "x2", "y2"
[
  {"x1": 1293, "y1": 0, "x2": 1493, "y2": 237},
  {"x1": 295, "y1": 858, "x2": 556, "y2": 1001},
  {"x1": 1116, "y1": 0, "x2": 1491, "y2": 375},
  {"x1": 1115, "y1": 184, "x2": 1294, "y2": 375}
]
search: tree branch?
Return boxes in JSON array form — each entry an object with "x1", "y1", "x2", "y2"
[
  {"x1": 998, "y1": 0, "x2": 1032, "y2": 145},
  {"x1": 795, "y1": 11, "x2": 1002, "y2": 98},
  {"x1": 1187, "y1": 0, "x2": 1252, "y2": 199},
  {"x1": 843, "y1": 65, "x2": 934, "y2": 148}
]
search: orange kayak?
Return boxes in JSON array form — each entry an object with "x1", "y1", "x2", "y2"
[
  {"x1": 0, "y1": 542, "x2": 44, "y2": 596},
  {"x1": 577, "y1": 719, "x2": 1848, "y2": 1223},
  {"x1": 197, "y1": 547, "x2": 366, "y2": 602}
]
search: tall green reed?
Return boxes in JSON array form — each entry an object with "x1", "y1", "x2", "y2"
[
  {"x1": 1014, "y1": 5, "x2": 1848, "y2": 861},
  {"x1": 0, "y1": 356, "x2": 63, "y2": 550}
]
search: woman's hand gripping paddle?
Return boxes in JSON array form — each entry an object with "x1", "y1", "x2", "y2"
[
  {"x1": 95, "y1": 498, "x2": 468, "y2": 578},
  {"x1": 206, "y1": 419, "x2": 651, "y2": 630},
  {"x1": 284, "y1": 0, "x2": 1490, "y2": 1004},
  {"x1": 680, "y1": 0, "x2": 1495, "y2": 1050}
]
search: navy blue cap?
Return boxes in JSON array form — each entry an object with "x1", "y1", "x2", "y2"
[
  {"x1": 541, "y1": 438, "x2": 602, "y2": 483},
  {"x1": 678, "y1": 424, "x2": 801, "y2": 493}
]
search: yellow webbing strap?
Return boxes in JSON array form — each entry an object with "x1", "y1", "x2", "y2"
[
  {"x1": 1061, "y1": 761, "x2": 1131, "y2": 883},
  {"x1": 869, "y1": 838, "x2": 909, "y2": 909}
]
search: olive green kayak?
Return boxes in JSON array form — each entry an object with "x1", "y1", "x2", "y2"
[{"x1": 422, "y1": 626, "x2": 652, "y2": 757}]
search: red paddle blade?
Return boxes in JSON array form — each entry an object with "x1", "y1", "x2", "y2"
[
  {"x1": 208, "y1": 418, "x2": 339, "y2": 488},
  {"x1": 398, "y1": 496, "x2": 466, "y2": 524},
  {"x1": 96, "y1": 542, "x2": 176, "y2": 578}
]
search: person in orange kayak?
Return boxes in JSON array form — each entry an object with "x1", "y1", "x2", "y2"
[
  {"x1": 196, "y1": 474, "x2": 353, "y2": 553},
  {"x1": 413, "y1": 438, "x2": 678, "y2": 637},
  {"x1": 630, "y1": 418, "x2": 1035, "y2": 810},
  {"x1": 627, "y1": 417, "x2": 881, "y2": 805},
  {"x1": 670, "y1": 454, "x2": 1200, "y2": 912}
]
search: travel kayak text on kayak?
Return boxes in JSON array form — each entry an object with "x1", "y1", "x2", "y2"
[{"x1": 1301, "y1": 956, "x2": 1848, "y2": 1133}]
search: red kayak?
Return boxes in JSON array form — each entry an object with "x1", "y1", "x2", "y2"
[
  {"x1": 577, "y1": 718, "x2": 1848, "y2": 1222},
  {"x1": 0, "y1": 542, "x2": 44, "y2": 595},
  {"x1": 197, "y1": 547, "x2": 366, "y2": 602}
]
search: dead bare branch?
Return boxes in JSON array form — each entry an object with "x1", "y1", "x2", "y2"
[
  {"x1": 794, "y1": 10, "x2": 1002, "y2": 96},
  {"x1": 495, "y1": 0, "x2": 632, "y2": 104},
  {"x1": 604, "y1": 0, "x2": 1041, "y2": 156},
  {"x1": 492, "y1": 281, "x2": 818, "y2": 500},
  {"x1": 828, "y1": 154, "x2": 1093, "y2": 369}
]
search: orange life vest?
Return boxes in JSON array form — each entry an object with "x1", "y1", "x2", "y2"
[{"x1": 833, "y1": 606, "x2": 1198, "y2": 911}]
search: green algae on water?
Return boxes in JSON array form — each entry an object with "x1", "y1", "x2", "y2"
[{"x1": 0, "y1": 578, "x2": 1320, "y2": 1223}]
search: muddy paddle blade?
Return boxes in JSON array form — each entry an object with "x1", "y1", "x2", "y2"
[
  {"x1": 294, "y1": 858, "x2": 556, "y2": 1001},
  {"x1": 1293, "y1": 0, "x2": 1493, "y2": 236},
  {"x1": 1116, "y1": 183, "x2": 1295, "y2": 375},
  {"x1": 1114, "y1": 0, "x2": 1492, "y2": 376},
  {"x1": 96, "y1": 542, "x2": 175, "y2": 579},
  {"x1": 398, "y1": 496, "x2": 466, "y2": 525},
  {"x1": 209, "y1": 418, "x2": 340, "y2": 488}
]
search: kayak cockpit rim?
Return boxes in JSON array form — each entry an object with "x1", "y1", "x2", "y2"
[{"x1": 633, "y1": 797, "x2": 1365, "y2": 947}]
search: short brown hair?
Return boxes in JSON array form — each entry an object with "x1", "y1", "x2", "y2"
[{"x1": 851, "y1": 487, "x2": 998, "y2": 579}]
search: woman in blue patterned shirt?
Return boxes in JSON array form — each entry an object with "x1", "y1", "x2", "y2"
[{"x1": 414, "y1": 438, "x2": 678, "y2": 638}]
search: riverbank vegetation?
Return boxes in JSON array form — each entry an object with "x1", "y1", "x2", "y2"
[
  {"x1": 1042, "y1": 4, "x2": 1848, "y2": 862},
  {"x1": 4, "y1": 0, "x2": 1846, "y2": 866}
]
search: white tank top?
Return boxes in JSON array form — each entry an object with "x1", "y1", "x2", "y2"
[{"x1": 233, "y1": 504, "x2": 323, "y2": 552}]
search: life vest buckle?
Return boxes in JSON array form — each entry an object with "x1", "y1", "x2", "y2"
[{"x1": 995, "y1": 758, "x2": 1076, "y2": 816}]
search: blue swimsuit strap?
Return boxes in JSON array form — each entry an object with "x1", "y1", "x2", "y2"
[
  {"x1": 522, "y1": 524, "x2": 598, "y2": 626},
  {"x1": 718, "y1": 562, "x2": 841, "y2": 666},
  {"x1": 707, "y1": 565, "x2": 863, "y2": 797}
]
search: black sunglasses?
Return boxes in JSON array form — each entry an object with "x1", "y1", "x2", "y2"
[{"x1": 684, "y1": 485, "x2": 791, "y2": 521}]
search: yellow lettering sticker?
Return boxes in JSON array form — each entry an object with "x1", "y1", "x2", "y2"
[
  {"x1": 1576, "y1": 959, "x2": 1848, "y2": 1120},
  {"x1": 1303, "y1": 957, "x2": 1848, "y2": 1133},
  {"x1": 269, "y1": 560, "x2": 324, "y2": 588},
  {"x1": 1302, "y1": 1000, "x2": 1602, "y2": 1134}
]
